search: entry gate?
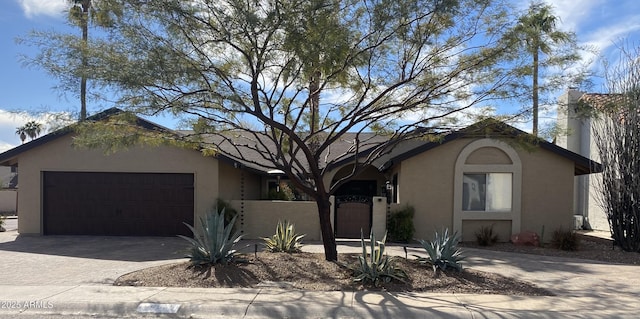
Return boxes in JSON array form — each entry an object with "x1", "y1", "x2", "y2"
[{"x1": 334, "y1": 195, "x2": 372, "y2": 238}]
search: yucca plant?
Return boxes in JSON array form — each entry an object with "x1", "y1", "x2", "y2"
[
  {"x1": 178, "y1": 208, "x2": 244, "y2": 266},
  {"x1": 414, "y1": 228, "x2": 465, "y2": 273},
  {"x1": 352, "y1": 230, "x2": 406, "y2": 287},
  {"x1": 263, "y1": 220, "x2": 305, "y2": 253}
]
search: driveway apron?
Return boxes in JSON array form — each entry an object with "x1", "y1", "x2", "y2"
[{"x1": 0, "y1": 231, "x2": 185, "y2": 285}]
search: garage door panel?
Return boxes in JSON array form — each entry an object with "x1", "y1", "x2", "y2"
[{"x1": 43, "y1": 172, "x2": 194, "y2": 236}]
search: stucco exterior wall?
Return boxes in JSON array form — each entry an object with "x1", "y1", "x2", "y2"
[
  {"x1": 231, "y1": 200, "x2": 321, "y2": 240},
  {"x1": 519, "y1": 146, "x2": 575, "y2": 240},
  {"x1": 15, "y1": 135, "x2": 219, "y2": 235},
  {"x1": 557, "y1": 89, "x2": 608, "y2": 230},
  {"x1": 398, "y1": 139, "x2": 462, "y2": 240},
  {"x1": 371, "y1": 196, "x2": 387, "y2": 237},
  {"x1": 396, "y1": 137, "x2": 575, "y2": 243},
  {"x1": 217, "y1": 162, "x2": 262, "y2": 200},
  {"x1": 0, "y1": 189, "x2": 17, "y2": 213}
]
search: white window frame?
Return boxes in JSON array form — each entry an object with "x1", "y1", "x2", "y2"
[{"x1": 462, "y1": 172, "x2": 512, "y2": 212}]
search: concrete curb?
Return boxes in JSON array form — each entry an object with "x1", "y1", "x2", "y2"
[{"x1": 2, "y1": 285, "x2": 639, "y2": 318}]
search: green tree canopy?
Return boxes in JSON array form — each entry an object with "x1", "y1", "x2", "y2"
[{"x1": 25, "y1": 0, "x2": 524, "y2": 261}]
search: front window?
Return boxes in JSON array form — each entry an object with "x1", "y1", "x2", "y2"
[{"x1": 462, "y1": 173, "x2": 512, "y2": 211}]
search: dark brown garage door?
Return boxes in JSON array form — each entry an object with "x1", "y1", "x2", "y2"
[{"x1": 43, "y1": 172, "x2": 194, "y2": 236}]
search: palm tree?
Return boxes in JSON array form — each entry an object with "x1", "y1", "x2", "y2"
[
  {"x1": 516, "y1": 2, "x2": 572, "y2": 136},
  {"x1": 15, "y1": 126, "x2": 27, "y2": 144},
  {"x1": 23, "y1": 121, "x2": 44, "y2": 141},
  {"x1": 69, "y1": 0, "x2": 91, "y2": 121},
  {"x1": 68, "y1": 0, "x2": 119, "y2": 121}
]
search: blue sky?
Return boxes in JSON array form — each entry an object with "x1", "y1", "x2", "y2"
[{"x1": 0, "y1": 0, "x2": 639, "y2": 152}]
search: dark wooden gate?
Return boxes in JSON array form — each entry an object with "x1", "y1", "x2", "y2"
[{"x1": 335, "y1": 195, "x2": 372, "y2": 238}]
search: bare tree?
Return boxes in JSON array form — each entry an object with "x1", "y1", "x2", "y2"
[{"x1": 590, "y1": 43, "x2": 640, "y2": 252}]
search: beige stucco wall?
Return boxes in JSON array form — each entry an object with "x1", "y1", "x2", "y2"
[
  {"x1": 397, "y1": 139, "x2": 462, "y2": 241},
  {"x1": 395, "y1": 138, "x2": 575, "y2": 243},
  {"x1": 0, "y1": 189, "x2": 17, "y2": 213},
  {"x1": 519, "y1": 145, "x2": 575, "y2": 241},
  {"x1": 15, "y1": 134, "x2": 219, "y2": 235},
  {"x1": 217, "y1": 161, "x2": 262, "y2": 200},
  {"x1": 231, "y1": 196, "x2": 386, "y2": 241},
  {"x1": 231, "y1": 200, "x2": 321, "y2": 240},
  {"x1": 371, "y1": 196, "x2": 387, "y2": 237}
]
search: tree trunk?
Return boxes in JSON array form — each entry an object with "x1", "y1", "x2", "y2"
[
  {"x1": 532, "y1": 49, "x2": 539, "y2": 136},
  {"x1": 80, "y1": 0, "x2": 90, "y2": 121},
  {"x1": 316, "y1": 194, "x2": 337, "y2": 261},
  {"x1": 308, "y1": 69, "x2": 321, "y2": 152}
]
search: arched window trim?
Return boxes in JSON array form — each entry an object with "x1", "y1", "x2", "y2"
[{"x1": 453, "y1": 139, "x2": 522, "y2": 236}]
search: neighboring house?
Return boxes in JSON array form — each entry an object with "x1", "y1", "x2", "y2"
[
  {"x1": 556, "y1": 89, "x2": 611, "y2": 231},
  {"x1": 0, "y1": 108, "x2": 601, "y2": 242},
  {"x1": 0, "y1": 166, "x2": 18, "y2": 215}
]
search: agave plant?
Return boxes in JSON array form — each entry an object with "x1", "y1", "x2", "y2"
[
  {"x1": 352, "y1": 229, "x2": 406, "y2": 287},
  {"x1": 414, "y1": 228, "x2": 465, "y2": 273},
  {"x1": 178, "y1": 208, "x2": 243, "y2": 266},
  {"x1": 263, "y1": 220, "x2": 305, "y2": 253}
]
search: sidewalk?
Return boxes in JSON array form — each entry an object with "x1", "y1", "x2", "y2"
[
  {"x1": 1, "y1": 233, "x2": 639, "y2": 318},
  {"x1": 2, "y1": 285, "x2": 639, "y2": 318}
]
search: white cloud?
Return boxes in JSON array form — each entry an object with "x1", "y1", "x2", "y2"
[
  {"x1": 17, "y1": 0, "x2": 67, "y2": 19},
  {"x1": 544, "y1": 0, "x2": 605, "y2": 33},
  {"x1": 0, "y1": 141, "x2": 14, "y2": 154},
  {"x1": 583, "y1": 19, "x2": 640, "y2": 55}
]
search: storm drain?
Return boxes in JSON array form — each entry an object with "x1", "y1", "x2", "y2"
[{"x1": 136, "y1": 303, "x2": 181, "y2": 314}]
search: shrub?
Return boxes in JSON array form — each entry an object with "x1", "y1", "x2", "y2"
[
  {"x1": 550, "y1": 227, "x2": 580, "y2": 251},
  {"x1": 352, "y1": 230, "x2": 406, "y2": 287},
  {"x1": 263, "y1": 220, "x2": 305, "y2": 253},
  {"x1": 475, "y1": 224, "x2": 499, "y2": 246},
  {"x1": 267, "y1": 182, "x2": 295, "y2": 201},
  {"x1": 387, "y1": 205, "x2": 415, "y2": 243},
  {"x1": 178, "y1": 208, "x2": 244, "y2": 266},
  {"x1": 415, "y1": 228, "x2": 465, "y2": 273}
]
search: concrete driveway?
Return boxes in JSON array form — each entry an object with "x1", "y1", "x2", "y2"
[{"x1": 0, "y1": 230, "x2": 187, "y2": 285}]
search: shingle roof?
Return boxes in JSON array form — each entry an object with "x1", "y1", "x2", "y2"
[
  {"x1": 375, "y1": 119, "x2": 602, "y2": 175},
  {"x1": 0, "y1": 108, "x2": 602, "y2": 176},
  {"x1": 193, "y1": 131, "x2": 389, "y2": 174}
]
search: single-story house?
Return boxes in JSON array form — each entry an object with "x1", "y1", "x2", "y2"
[{"x1": 0, "y1": 108, "x2": 601, "y2": 242}]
